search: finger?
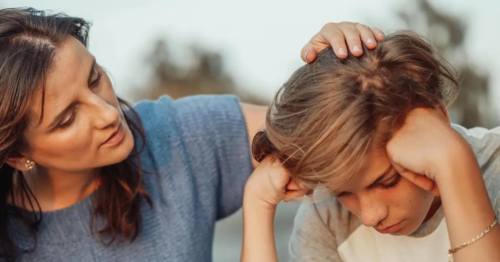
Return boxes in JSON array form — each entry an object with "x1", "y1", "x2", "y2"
[
  {"x1": 431, "y1": 182, "x2": 440, "y2": 197},
  {"x1": 316, "y1": 23, "x2": 348, "y2": 59},
  {"x1": 301, "y1": 44, "x2": 318, "y2": 64},
  {"x1": 286, "y1": 180, "x2": 299, "y2": 191},
  {"x1": 401, "y1": 171, "x2": 435, "y2": 192},
  {"x1": 371, "y1": 27, "x2": 385, "y2": 41},
  {"x1": 389, "y1": 161, "x2": 407, "y2": 175},
  {"x1": 285, "y1": 190, "x2": 308, "y2": 198},
  {"x1": 340, "y1": 24, "x2": 363, "y2": 56},
  {"x1": 284, "y1": 190, "x2": 308, "y2": 202},
  {"x1": 390, "y1": 161, "x2": 435, "y2": 192},
  {"x1": 355, "y1": 23, "x2": 377, "y2": 49}
]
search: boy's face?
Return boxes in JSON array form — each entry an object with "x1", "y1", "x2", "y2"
[{"x1": 334, "y1": 150, "x2": 439, "y2": 235}]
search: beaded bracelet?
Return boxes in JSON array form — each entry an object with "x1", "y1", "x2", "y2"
[{"x1": 448, "y1": 217, "x2": 498, "y2": 262}]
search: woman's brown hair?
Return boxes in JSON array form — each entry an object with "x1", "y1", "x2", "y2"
[
  {"x1": 0, "y1": 8, "x2": 151, "y2": 260},
  {"x1": 253, "y1": 31, "x2": 459, "y2": 194}
]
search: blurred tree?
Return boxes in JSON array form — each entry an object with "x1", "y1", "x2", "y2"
[
  {"x1": 137, "y1": 0, "x2": 497, "y2": 128},
  {"x1": 398, "y1": 0, "x2": 498, "y2": 128},
  {"x1": 132, "y1": 39, "x2": 268, "y2": 105}
]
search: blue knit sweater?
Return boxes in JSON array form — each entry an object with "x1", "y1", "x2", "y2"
[{"x1": 9, "y1": 95, "x2": 253, "y2": 262}]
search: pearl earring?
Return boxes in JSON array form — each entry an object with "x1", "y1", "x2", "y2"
[{"x1": 25, "y1": 159, "x2": 35, "y2": 170}]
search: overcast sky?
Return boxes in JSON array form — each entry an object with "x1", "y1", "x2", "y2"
[{"x1": 3, "y1": 0, "x2": 499, "y2": 109}]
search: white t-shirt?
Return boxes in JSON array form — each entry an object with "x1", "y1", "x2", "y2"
[{"x1": 289, "y1": 124, "x2": 500, "y2": 262}]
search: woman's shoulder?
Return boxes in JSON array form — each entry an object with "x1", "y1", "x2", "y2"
[
  {"x1": 132, "y1": 95, "x2": 175, "y2": 129},
  {"x1": 131, "y1": 94, "x2": 244, "y2": 138}
]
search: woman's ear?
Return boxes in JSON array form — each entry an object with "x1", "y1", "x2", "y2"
[{"x1": 4, "y1": 156, "x2": 35, "y2": 172}]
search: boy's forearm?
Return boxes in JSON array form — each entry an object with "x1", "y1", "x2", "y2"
[
  {"x1": 241, "y1": 194, "x2": 278, "y2": 262},
  {"x1": 437, "y1": 152, "x2": 500, "y2": 262}
]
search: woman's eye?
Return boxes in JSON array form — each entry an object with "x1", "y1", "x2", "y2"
[
  {"x1": 90, "y1": 68, "x2": 102, "y2": 88},
  {"x1": 58, "y1": 111, "x2": 76, "y2": 129}
]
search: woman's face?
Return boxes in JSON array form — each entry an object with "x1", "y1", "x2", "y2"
[
  {"x1": 334, "y1": 149, "x2": 438, "y2": 235},
  {"x1": 19, "y1": 36, "x2": 134, "y2": 173}
]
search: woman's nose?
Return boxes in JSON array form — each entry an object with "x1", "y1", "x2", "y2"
[{"x1": 91, "y1": 96, "x2": 120, "y2": 129}]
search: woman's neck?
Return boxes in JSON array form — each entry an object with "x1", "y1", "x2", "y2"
[{"x1": 17, "y1": 167, "x2": 100, "y2": 212}]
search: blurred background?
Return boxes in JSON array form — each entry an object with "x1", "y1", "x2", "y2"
[{"x1": 3, "y1": 0, "x2": 499, "y2": 260}]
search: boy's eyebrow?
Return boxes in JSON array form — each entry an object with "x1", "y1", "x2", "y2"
[
  {"x1": 366, "y1": 165, "x2": 393, "y2": 189},
  {"x1": 332, "y1": 165, "x2": 393, "y2": 196}
]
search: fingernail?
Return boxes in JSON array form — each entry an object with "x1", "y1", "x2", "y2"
[
  {"x1": 338, "y1": 48, "x2": 347, "y2": 56},
  {"x1": 353, "y1": 45, "x2": 362, "y2": 53},
  {"x1": 304, "y1": 49, "x2": 310, "y2": 61},
  {"x1": 367, "y1": 38, "x2": 375, "y2": 44},
  {"x1": 377, "y1": 32, "x2": 385, "y2": 37}
]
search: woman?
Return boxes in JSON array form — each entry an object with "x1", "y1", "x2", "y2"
[
  {"x1": 243, "y1": 31, "x2": 500, "y2": 262},
  {"x1": 0, "y1": 7, "x2": 384, "y2": 262}
]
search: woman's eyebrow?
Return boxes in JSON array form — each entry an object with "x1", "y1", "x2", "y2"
[
  {"x1": 87, "y1": 57, "x2": 96, "y2": 85},
  {"x1": 48, "y1": 102, "x2": 77, "y2": 129}
]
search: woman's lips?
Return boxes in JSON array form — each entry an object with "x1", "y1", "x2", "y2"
[{"x1": 101, "y1": 123, "x2": 124, "y2": 147}]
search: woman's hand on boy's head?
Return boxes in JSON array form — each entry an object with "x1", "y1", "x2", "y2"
[
  {"x1": 386, "y1": 108, "x2": 476, "y2": 194},
  {"x1": 301, "y1": 22, "x2": 385, "y2": 63}
]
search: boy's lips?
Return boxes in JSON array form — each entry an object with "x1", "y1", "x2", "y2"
[{"x1": 375, "y1": 220, "x2": 405, "y2": 234}]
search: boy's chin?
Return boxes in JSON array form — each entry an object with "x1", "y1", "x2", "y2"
[{"x1": 397, "y1": 222, "x2": 424, "y2": 236}]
